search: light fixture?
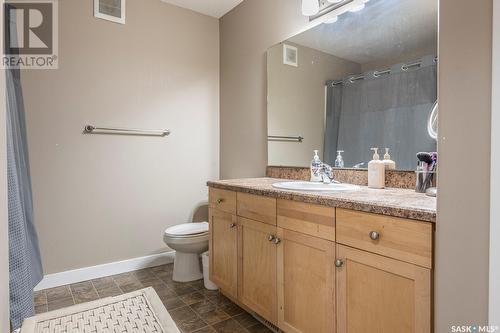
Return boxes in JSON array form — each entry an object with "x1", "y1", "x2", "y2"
[
  {"x1": 302, "y1": 0, "x2": 319, "y2": 16},
  {"x1": 324, "y1": 16, "x2": 338, "y2": 24},
  {"x1": 327, "y1": 0, "x2": 343, "y2": 3},
  {"x1": 349, "y1": 2, "x2": 365, "y2": 12}
]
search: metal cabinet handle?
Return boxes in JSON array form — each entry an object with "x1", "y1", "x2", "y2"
[
  {"x1": 335, "y1": 259, "x2": 344, "y2": 268},
  {"x1": 272, "y1": 237, "x2": 281, "y2": 245},
  {"x1": 216, "y1": 198, "x2": 224, "y2": 204},
  {"x1": 369, "y1": 231, "x2": 380, "y2": 240},
  {"x1": 267, "y1": 234, "x2": 275, "y2": 241},
  {"x1": 229, "y1": 223, "x2": 236, "y2": 228}
]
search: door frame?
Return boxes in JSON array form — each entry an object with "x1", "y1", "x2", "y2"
[{"x1": 490, "y1": 0, "x2": 500, "y2": 325}]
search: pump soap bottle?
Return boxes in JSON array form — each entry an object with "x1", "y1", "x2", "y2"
[
  {"x1": 383, "y1": 148, "x2": 396, "y2": 170},
  {"x1": 368, "y1": 148, "x2": 385, "y2": 189},
  {"x1": 310, "y1": 150, "x2": 323, "y2": 182},
  {"x1": 335, "y1": 150, "x2": 345, "y2": 168}
]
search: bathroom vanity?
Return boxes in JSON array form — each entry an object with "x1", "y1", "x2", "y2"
[
  {"x1": 207, "y1": 1, "x2": 439, "y2": 331},
  {"x1": 207, "y1": 178, "x2": 435, "y2": 333}
]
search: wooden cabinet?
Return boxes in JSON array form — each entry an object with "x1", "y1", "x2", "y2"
[
  {"x1": 336, "y1": 209, "x2": 433, "y2": 268},
  {"x1": 209, "y1": 208, "x2": 238, "y2": 299},
  {"x1": 237, "y1": 192, "x2": 277, "y2": 225},
  {"x1": 208, "y1": 186, "x2": 433, "y2": 333},
  {"x1": 277, "y1": 199, "x2": 335, "y2": 241},
  {"x1": 336, "y1": 245, "x2": 431, "y2": 333},
  {"x1": 237, "y1": 217, "x2": 278, "y2": 324},
  {"x1": 209, "y1": 188, "x2": 236, "y2": 214},
  {"x1": 277, "y1": 228, "x2": 335, "y2": 333}
]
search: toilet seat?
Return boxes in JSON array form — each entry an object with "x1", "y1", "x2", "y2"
[{"x1": 164, "y1": 222, "x2": 208, "y2": 238}]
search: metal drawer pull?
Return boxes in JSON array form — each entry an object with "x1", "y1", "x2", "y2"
[
  {"x1": 267, "y1": 234, "x2": 275, "y2": 241},
  {"x1": 335, "y1": 259, "x2": 344, "y2": 268},
  {"x1": 216, "y1": 198, "x2": 224, "y2": 204},
  {"x1": 369, "y1": 231, "x2": 380, "y2": 240},
  {"x1": 272, "y1": 237, "x2": 281, "y2": 245},
  {"x1": 229, "y1": 223, "x2": 236, "y2": 228}
]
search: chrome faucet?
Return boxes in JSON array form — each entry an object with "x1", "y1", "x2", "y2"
[{"x1": 318, "y1": 163, "x2": 340, "y2": 184}]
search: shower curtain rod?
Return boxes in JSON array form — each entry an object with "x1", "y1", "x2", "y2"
[{"x1": 329, "y1": 57, "x2": 438, "y2": 86}]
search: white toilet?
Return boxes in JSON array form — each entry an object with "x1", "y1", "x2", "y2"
[{"x1": 163, "y1": 222, "x2": 209, "y2": 282}]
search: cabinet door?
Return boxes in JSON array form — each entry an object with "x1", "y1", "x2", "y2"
[
  {"x1": 209, "y1": 208, "x2": 238, "y2": 298},
  {"x1": 336, "y1": 245, "x2": 431, "y2": 333},
  {"x1": 277, "y1": 228, "x2": 335, "y2": 333},
  {"x1": 238, "y1": 217, "x2": 278, "y2": 324}
]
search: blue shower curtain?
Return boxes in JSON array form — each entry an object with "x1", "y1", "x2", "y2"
[{"x1": 6, "y1": 9, "x2": 44, "y2": 329}]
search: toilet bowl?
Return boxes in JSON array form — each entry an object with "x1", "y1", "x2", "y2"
[{"x1": 163, "y1": 222, "x2": 209, "y2": 282}]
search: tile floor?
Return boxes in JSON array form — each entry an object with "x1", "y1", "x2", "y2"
[{"x1": 33, "y1": 263, "x2": 273, "y2": 333}]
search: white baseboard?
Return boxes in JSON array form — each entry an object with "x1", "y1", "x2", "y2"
[{"x1": 34, "y1": 251, "x2": 175, "y2": 291}]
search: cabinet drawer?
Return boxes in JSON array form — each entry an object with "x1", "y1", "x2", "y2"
[
  {"x1": 237, "y1": 193, "x2": 276, "y2": 225},
  {"x1": 336, "y1": 209, "x2": 433, "y2": 268},
  {"x1": 209, "y1": 188, "x2": 236, "y2": 214},
  {"x1": 277, "y1": 199, "x2": 335, "y2": 241}
]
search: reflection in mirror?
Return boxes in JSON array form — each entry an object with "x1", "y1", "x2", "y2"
[
  {"x1": 428, "y1": 102, "x2": 438, "y2": 140},
  {"x1": 267, "y1": 0, "x2": 438, "y2": 170}
]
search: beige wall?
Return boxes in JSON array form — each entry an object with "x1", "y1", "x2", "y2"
[
  {"x1": 221, "y1": 0, "x2": 493, "y2": 328},
  {"x1": 220, "y1": 0, "x2": 309, "y2": 178},
  {"x1": 21, "y1": 0, "x2": 219, "y2": 274},
  {"x1": 436, "y1": 0, "x2": 492, "y2": 329},
  {"x1": 267, "y1": 43, "x2": 360, "y2": 167},
  {"x1": 1, "y1": 1, "x2": 10, "y2": 326}
]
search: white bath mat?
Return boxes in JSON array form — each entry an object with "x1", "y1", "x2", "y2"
[{"x1": 21, "y1": 287, "x2": 180, "y2": 333}]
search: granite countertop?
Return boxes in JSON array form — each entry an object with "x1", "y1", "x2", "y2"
[{"x1": 207, "y1": 178, "x2": 436, "y2": 223}]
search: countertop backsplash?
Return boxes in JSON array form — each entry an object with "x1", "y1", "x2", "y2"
[{"x1": 267, "y1": 166, "x2": 417, "y2": 189}]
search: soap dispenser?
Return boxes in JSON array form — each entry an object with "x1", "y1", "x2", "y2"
[
  {"x1": 335, "y1": 150, "x2": 345, "y2": 168},
  {"x1": 383, "y1": 148, "x2": 396, "y2": 170},
  {"x1": 310, "y1": 150, "x2": 323, "y2": 182},
  {"x1": 368, "y1": 148, "x2": 385, "y2": 189}
]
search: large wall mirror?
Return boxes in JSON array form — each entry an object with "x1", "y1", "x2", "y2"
[{"x1": 267, "y1": 0, "x2": 438, "y2": 171}]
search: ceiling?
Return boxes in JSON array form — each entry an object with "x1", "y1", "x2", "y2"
[
  {"x1": 288, "y1": 0, "x2": 438, "y2": 65},
  {"x1": 160, "y1": 0, "x2": 244, "y2": 18}
]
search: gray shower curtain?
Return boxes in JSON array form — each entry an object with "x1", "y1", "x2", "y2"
[
  {"x1": 324, "y1": 56, "x2": 437, "y2": 170},
  {"x1": 6, "y1": 10, "x2": 43, "y2": 329},
  {"x1": 324, "y1": 83, "x2": 344, "y2": 166}
]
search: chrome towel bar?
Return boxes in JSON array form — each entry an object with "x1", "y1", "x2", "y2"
[
  {"x1": 83, "y1": 125, "x2": 171, "y2": 137},
  {"x1": 268, "y1": 135, "x2": 303, "y2": 142}
]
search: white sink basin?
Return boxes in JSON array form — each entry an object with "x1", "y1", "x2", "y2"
[{"x1": 272, "y1": 181, "x2": 360, "y2": 192}]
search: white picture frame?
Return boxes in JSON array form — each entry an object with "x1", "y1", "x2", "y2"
[
  {"x1": 94, "y1": 0, "x2": 126, "y2": 25},
  {"x1": 283, "y1": 44, "x2": 298, "y2": 67}
]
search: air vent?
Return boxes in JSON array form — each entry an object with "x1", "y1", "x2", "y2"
[
  {"x1": 283, "y1": 44, "x2": 298, "y2": 67},
  {"x1": 94, "y1": 0, "x2": 125, "y2": 24},
  {"x1": 99, "y1": 0, "x2": 121, "y2": 18},
  {"x1": 251, "y1": 312, "x2": 280, "y2": 333}
]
